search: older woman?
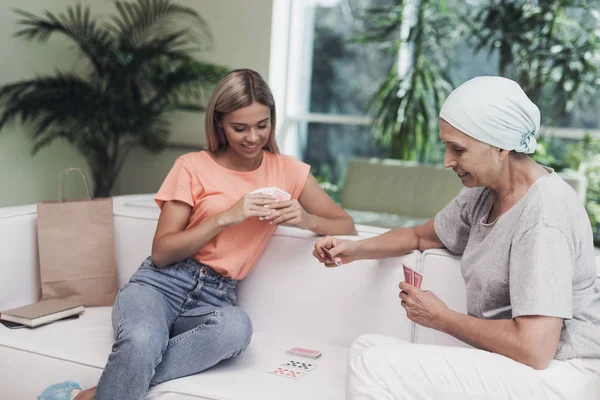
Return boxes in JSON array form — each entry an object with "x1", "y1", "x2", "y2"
[{"x1": 314, "y1": 76, "x2": 600, "y2": 399}]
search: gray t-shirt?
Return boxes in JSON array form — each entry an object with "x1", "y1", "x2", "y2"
[{"x1": 434, "y1": 171, "x2": 600, "y2": 360}]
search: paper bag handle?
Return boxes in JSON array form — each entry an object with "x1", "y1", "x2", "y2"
[{"x1": 57, "y1": 168, "x2": 93, "y2": 202}]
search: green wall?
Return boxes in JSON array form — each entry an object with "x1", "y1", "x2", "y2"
[{"x1": 0, "y1": 0, "x2": 274, "y2": 206}]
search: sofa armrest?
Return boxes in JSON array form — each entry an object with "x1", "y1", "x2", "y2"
[
  {"x1": 414, "y1": 249, "x2": 469, "y2": 348},
  {"x1": 0, "y1": 206, "x2": 41, "y2": 311}
]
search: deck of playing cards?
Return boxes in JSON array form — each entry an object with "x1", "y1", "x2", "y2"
[
  {"x1": 286, "y1": 346, "x2": 322, "y2": 359},
  {"x1": 403, "y1": 265, "x2": 423, "y2": 289}
]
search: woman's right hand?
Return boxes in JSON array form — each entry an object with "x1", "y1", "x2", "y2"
[
  {"x1": 220, "y1": 193, "x2": 277, "y2": 226},
  {"x1": 313, "y1": 236, "x2": 361, "y2": 267}
]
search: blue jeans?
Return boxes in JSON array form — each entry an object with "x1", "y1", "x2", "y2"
[{"x1": 94, "y1": 257, "x2": 253, "y2": 400}]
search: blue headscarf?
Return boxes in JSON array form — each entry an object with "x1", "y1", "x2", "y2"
[{"x1": 440, "y1": 76, "x2": 541, "y2": 154}]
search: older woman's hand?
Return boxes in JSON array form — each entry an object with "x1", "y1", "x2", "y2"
[{"x1": 399, "y1": 282, "x2": 449, "y2": 330}]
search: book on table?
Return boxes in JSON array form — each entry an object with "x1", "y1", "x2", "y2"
[{"x1": 0, "y1": 298, "x2": 84, "y2": 328}]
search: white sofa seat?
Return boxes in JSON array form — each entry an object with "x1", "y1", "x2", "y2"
[{"x1": 0, "y1": 307, "x2": 349, "y2": 400}]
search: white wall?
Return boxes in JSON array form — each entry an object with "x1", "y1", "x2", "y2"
[{"x1": 0, "y1": 0, "x2": 274, "y2": 206}]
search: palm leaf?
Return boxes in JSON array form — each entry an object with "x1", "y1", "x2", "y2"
[
  {"x1": 108, "y1": 0, "x2": 212, "y2": 50},
  {"x1": 13, "y1": 6, "x2": 114, "y2": 75},
  {"x1": 1, "y1": 2, "x2": 224, "y2": 197},
  {"x1": 146, "y1": 61, "x2": 228, "y2": 109},
  {"x1": 0, "y1": 73, "x2": 100, "y2": 129}
]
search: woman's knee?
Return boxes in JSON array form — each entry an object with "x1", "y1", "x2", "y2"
[
  {"x1": 350, "y1": 334, "x2": 408, "y2": 357},
  {"x1": 215, "y1": 306, "x2": 253, "y2": 350},
  {"x1": 117, "y1": 323, "x2": 168, "y2": 356}
]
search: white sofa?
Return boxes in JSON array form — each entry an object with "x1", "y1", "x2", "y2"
[{"x1": 0, "y1": 195, "x2": 598, "y2": 400}]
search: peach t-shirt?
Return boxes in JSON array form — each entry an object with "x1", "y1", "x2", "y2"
[{"x1": 155, "y1": 151, "x2": 310, "y2": 280}]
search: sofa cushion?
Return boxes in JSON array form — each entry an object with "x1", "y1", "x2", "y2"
[
  {"x1": 341, "y1": 158, "x2": 463, "y2": 218},
  {"x1": 0, "y1": 307, "x2": 348, "y2": 400},
  {"x1": 346, "y1": 209, "x2": 429, "y2": 229}
]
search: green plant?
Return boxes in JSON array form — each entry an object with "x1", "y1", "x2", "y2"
[
  {"x1": 0, "y1": 0, "x2": 227, "y2": 197},
  {"x1": 355, "y1": 0, "x2": 458, "y2": 162},
  {"x1": 565, "y1": 132, "x2": 600, "y2": 170},
  {"x1": 461, "y1": 0, "x2": 600, "y2": 121},
  {"x1": 311, "y1": 164, "x2": 342, "y2": 204},
  {"x1": 530, "y1": 135, "x2": 570, "y2": 171},
  {"x1": 583, "y1": 165, "x2": 600, "y2": 244},
  {"x1": 563, "y1": 133, "x2": 600, "y2": 244}
]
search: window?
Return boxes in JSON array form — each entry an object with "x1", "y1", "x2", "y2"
[
  {"x1": 270, "y1": 0, "x2": 396, "y2": 188},
  {"x1": 271, "y1": 0, "x2": 600, "y2": 179}
]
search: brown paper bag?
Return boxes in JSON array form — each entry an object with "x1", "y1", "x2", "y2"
[{"x1": 37, "y1": 168, "x2": 118, "y2": 306}]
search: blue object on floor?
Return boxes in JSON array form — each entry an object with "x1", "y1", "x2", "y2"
[{"x1": 38, "y1": 381, "x2": 82, "y2": 400}]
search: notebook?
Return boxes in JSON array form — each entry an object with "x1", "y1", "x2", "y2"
[{"x1": 0, "y1": 298, "x2": 84, "y2": 328}]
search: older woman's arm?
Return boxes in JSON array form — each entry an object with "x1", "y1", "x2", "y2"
[
  {"x1": 400, "y1": 283, "x2": 563, "y2": 370},
  {"x1": 441, "y1": 312, "x2": 562, "y2": 369},
  {"x1": 313, "y1": 219, "x2": 445, "y2": 266}
]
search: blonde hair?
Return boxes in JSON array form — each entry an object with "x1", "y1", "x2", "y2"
[{"x1": 205, "y1": 69, "x2": 279, "y2": 153}]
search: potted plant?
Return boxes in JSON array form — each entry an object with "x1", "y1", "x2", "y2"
[
  {"x1": 356, "y1": 0, "x2": 458, "y2": 162},
  {"x1": 461, "y1": 0, "x2": 600, "y2": 122},
  {"x1": 0, "y1": 0, "x2": 227, "y2": 197}
]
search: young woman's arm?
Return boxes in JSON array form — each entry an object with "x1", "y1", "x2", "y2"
[
  {"x1": 151, "y1": 194, "x2": 276, "y2": 268},
  {"x1": 265, "y1": 174, "x2": 357, "y2": 235}
]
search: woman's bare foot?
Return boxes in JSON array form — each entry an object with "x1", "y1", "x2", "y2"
[{"x1": 74, "y1": 387, "x2": 96, "y2": 400}]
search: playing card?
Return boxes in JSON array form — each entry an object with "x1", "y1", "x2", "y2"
[
  {"x1": 280, "y1": 359, "x2": 317, "y2": 372},
  {"x1": 272, "y1": 187, "x2": 291, "y2": 201},
  {"x1": 403, "y1": 265, "x2": 423, "y2": 289},
  {"x1": 322, "y1": 247, "x2": 341, "y2": 266},
  {"x1": 403, "y1": 265, "x2": 414, "y2": 286},
  {"x1": 268, "y1": 367, "x2": 305, "y2": 380},
  {"x1": 413, "y1": 271, "x2": 423, "y2": 289},
  {"x1": 249, "y1": 187, "x2": 268, "y2": 195}
]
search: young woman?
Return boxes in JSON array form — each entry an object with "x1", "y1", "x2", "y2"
[{"x1": 40, "y1": 68, "x2": 356, "y2": 400}]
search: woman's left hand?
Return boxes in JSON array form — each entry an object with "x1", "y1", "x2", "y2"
[
  {"x1": 399, "y1": 282, "x2": 449, "y2": 330},
  {"x1": 264, "y1": 199, "x2": 310, "y2": 229}
]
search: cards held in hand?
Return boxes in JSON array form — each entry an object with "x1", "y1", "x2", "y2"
[
  {"x1": 250, "y1": 186, "x2": 291, "y2": 220},
  {"x1": 322, "y1": 247, "x2": 341, "y2": 266},
  {"x1": 249, "y1": 186, "x2": 291, "y2": 201},
  {"x1": 0, "y1": 298, "x2": 84, "y2": 328},
  {"x1": 403, "y1": 265, "x2": 423, "y2": 289}
]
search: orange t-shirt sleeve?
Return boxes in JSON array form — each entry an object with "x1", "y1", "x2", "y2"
[
  {"x1": 155, "y1": 157, "x2": 197, "y2": 209},
  {"x1": 283, "y1": 155, "x2": 311, "y2": 199}
]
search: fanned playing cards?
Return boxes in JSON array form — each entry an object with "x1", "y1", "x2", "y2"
[
  {"x1": 403, "y1": 265, "x2": 423, "y2": 288},
  {"x1": 250, "y1": 187, "x2": 291, "y2": 220},
  {"x1": 249, "y1": 186, "x2": 291, "y2": 201},
  {"x1": 267, "y1": 358, "x2": 318, "y2": 380}
]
